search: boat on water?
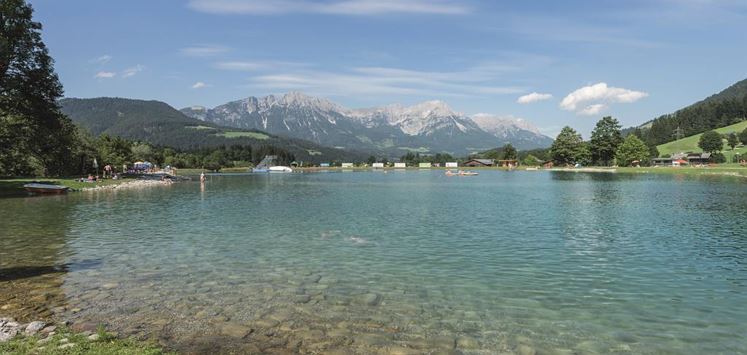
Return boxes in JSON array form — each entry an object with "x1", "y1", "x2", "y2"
[
  {"x1": 445, "y1": 170, "x2": 478, "y2": 176},
  {"x1": 250, "y1": 155, "x2": 293, "y2": 173},
  {"x1": 269, "y1": 166, "x2": 293, "y2": 173},
  {"x1": 23, "y1": 183, "x2": 69, "y2": 194}
]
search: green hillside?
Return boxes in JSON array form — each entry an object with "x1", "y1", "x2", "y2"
[
  {"x1": 632, "y1": 78, "x2": 747, "y2": 148},
  {"x1": 59, "y1": 97, "x2": 368, "y2": 163},
  {"x1": 656, "y1": 120, "x2": 747, "y2": 161}
]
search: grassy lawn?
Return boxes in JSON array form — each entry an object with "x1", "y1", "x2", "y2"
[
  {"x1": 184, "y1": 125, "x2": 215, "y2": 130},
  {"x1": 215, "y1": 131, "x2": 270, "y2": 140},
  {"x1": 0, "y1": 178, "x2": 130, "y2": 196},
  {"x1": 617, "y1": 165, "x2": 747, "y2": 177},
  {"x1": 657, "y1": 120, "x2": 747, "y2": 161},
  {"x1": 0, "y1": 327, "x2": 172, "y2": 355}
]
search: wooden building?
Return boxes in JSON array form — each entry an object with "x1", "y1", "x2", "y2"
[
  {"x1": 498, "y1": 159, "x2": 519, "y2": 167},
  {"x1": 462, "y1": 159, "x2": 494, "y2": 167}
]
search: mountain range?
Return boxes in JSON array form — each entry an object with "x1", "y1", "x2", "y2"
[
  {"x1": 181, "y1": 92, "x2": 553, "y2": 156},
  {"x1": 59, "y1": 97, "x2": 369, "y2": 163}
]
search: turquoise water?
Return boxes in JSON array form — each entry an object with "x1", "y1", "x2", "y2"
[{"x1": 2, "y1": 171, "x2": 747, "y2": 354}]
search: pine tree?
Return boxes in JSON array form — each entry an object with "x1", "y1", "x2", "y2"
[{"x1": 589, "y1": 116, "x2": 623, "y2": 166}]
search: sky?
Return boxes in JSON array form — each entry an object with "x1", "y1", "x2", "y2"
[{"x1": 29, "y1": 0, "x2": 747, "y2": 137}]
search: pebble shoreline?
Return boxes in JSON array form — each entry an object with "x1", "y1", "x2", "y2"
[
  {"x1": 79, "y1": 179, "x2": 173, "y2": 191},
  {"x1": 1, "y1": 317, "x2": 59, "y2": 342}
]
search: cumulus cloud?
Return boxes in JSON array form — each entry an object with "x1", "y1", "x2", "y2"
[
  {"x1": 188, "y1": 0, "x2": 470, "y2": 16},
  {"x1": 579, "y1": 104, "x2": 607, "y2": 116},
  {"x1": 121, "y1": 65, "x2": 145, "y2": 78},
  {"x1": 94, "y1": 71, "x2": 116, "y2": 79},
  {"x1": 180, "y1": 45, "x2": 229, "y2": 57},
  {"x1": 517, "y1": 92, "x2": 552, "y2": 104},
  {"x1": 191, "y1": 81, "x2": 209, "y2": 89},
  {"x1": 560, "y1": 82, "x2": 648, "y2": 115}
]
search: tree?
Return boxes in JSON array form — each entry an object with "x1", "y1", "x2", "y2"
[
  {"x1": 698, "y1": 130, "x2": 723, "y2": 153},
  {"x1": 96, "y1": 134, "x2": 132, "y2": 168},
  {"x1": 522, "y1": 154, "x2": 541, "y2": 166},
  {"x1": 0, "y1": 0, "x2": 77, "y2": 176},
  {"x1": 366, "y1": 155, "x2": 377, "y2": 165},
  {"x1": 501, "y1": 143, "x2": 517, "y2": 160},
  {"x1": 727, "y1": 132, "x2": 739, "y2": 150},
  {"x1": 589, "y1": 116, "x2": 623, "y2": 166},
  {"x1": 740, "y1": 127, "x2": 747, "y2": 146},
  {"x1": 550, "y1": 126, "x2": 587, "y2": 166},
  {"x1": 616, "y1": 134, "x2": 650, "y2": 166}
]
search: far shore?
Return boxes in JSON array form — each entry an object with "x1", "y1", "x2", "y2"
[{"x1": 2, "y1": 164, "x2": 745, "y2": 197}]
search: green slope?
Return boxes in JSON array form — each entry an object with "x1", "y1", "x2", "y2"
[
  {"x1": 656, "y1": 120, "x2": 747, "y2": 161},
  {"x1": 629, "y1": 78, "x2": 747, "y2": 148}
]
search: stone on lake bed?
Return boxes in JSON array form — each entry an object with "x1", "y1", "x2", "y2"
[
  {"x1": 101, "y1": 283, "x2": 119, "y2": 289},
  {"x1": 24, "y1": 321, "x2": 46, "y2": 335},
  {"x1": 220, "y1": 323, "x2": 253, "y2": 338},
  {"x1": 517, "y1": 344, "x2": 537, "y2": 355},
  {"x1": 293, "y1": 294, "x2": 312, "y2": 304},
  {"x1": 359, "y1": 293, "x2": 381, "y2": 306},
  {"x1": 456, "y1": 336, "x2": 480, "y2": 349}
]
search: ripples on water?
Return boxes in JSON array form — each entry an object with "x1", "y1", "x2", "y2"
[{"x1": 1, "y1": 171, "x2": 747, "y2": 354}]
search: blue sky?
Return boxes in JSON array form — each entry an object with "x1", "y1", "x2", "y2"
[{"x1": 30, "y1": 0, "x2": 747, "y2": 137}]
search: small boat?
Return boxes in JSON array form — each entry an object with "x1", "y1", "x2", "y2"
[
  {"x1": 269, "y1": 166, "x2": 293, "y2": 173},
  {"x1": 445, "y1": 170, "x2": 478, "y2": 176},
  {"x1": 23, "y1": 183, "x2": 69, "y2": 194}
]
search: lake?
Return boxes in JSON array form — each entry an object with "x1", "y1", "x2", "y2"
[{"x1": 1, "y1": 170, "x2": 746, "y2": 354}]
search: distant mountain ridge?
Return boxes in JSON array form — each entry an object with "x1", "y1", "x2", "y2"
[
  {"x1": 59, "y1": 97, "x2": 369, "y2": 163},
  {"x1": 181, "y1": 92, "x2": 553, "y2": 155}
]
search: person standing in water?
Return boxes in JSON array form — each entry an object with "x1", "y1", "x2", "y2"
[{"x1": 200, "y1": 172, "x2": 206, "y2": 183}]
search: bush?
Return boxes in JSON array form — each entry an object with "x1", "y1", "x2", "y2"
[{"x1": 710, "y1": 152, "x2": 726, "y2": 163}]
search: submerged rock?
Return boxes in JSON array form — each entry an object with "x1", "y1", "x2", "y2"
[
  {"x1": 456, "y1": 336, "x2": 479, "y2": 349},
  {"x1": 360, "y1": 293, "x2": 381, "y2": 306},
  {"x1": 517, "y1": 344, "x2": 537, "y2": 355},
  {"x1": 220, "y1": 323, "x2": 253, "y2": 338}
]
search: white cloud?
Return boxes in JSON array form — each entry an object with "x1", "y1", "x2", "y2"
[
  {"x1": 94, "y1": 71, "x2": 116, "y2": 79},
  {"x1": 214, "y1": 61, "x2": 266, "y2": 71},
  {"x1": 121, "y1": 65, "x2": 145, "y2": 78},
  {"x1": 90, "y1": 55, "x2": 112, "y2": 65},
  {"x1": 191, "y1": 81, "x2": 209, "y2": 89},
  {"x1": 517, "y1": 92, "x2": 552, "y2": 104},
  {"x1": 560, "y1": 82, "x2": 648, "y2": 115},
  {"x1": 188, "y1": 0, "x2": 470, "y2": 16},
  {"x1": 180, "y1": 45, "x2": 229, "y2": 57},
  {"x1": 579, "y1": 104, "x2": 608, "y2": 116},
  {"x1": 232, "y1": 62, "x2": 523, "y2": 98}
]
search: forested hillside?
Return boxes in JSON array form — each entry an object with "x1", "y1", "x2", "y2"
[
  {"x1": 634, "y1": 78, "x2": 747, "y2": 148},
  {"x1": 60, "y1": 97, "x2": 368, "y2": 163}
]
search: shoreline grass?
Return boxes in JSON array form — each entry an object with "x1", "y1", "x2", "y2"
[
  {"x1": 0, "y1": 178, "x2": 134, "y2": 197},
  {"x1": 0, "y1": 325, "x2": 172, "y2": 355}
]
